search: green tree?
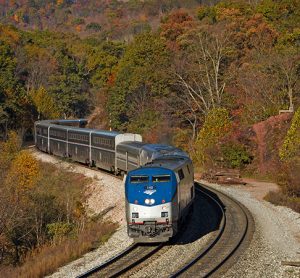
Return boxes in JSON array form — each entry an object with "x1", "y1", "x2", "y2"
[
  {"x1": 280, "y1": 107, "x2": 300, "y2": 161},
  {"x1": 195, "y1": 108, "x2": 232, "y2": 166},
  {"x1": 108, "y1": 32, "x2": 170, "y2": 130},
  {"x1": 48, "y1": 48, "x2": 89, "y2": 118},
  {"x1": 30, "y1": 86, "x2": 60, "y2": 119}
]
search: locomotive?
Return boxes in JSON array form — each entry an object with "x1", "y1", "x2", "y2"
[
  {"x1": 125, "y1": 155, "x2": 194, "y2": 242},
  {"x1": 34, "y1": 119, "x2": 195, "y2": 242}
]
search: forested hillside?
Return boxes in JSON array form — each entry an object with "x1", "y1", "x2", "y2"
[
  {"x1": 0, "y1": 0, "x2": 213, "y2": 39},
  {"x1": 0, "y1": 0, "x2": 299, "y2": 273}
]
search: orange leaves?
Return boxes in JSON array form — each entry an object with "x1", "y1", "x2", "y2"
[
  {"x1": 244, "y1": 14, "x2": 278, "y2": 49},
  {"x1": 0, "y1": 25, "x2": 20, "y2": 45},
  {"x1": 56, "y1": 0, "x2": 64, "y2": 7},
  {"x1": 5, "y1": 150, "x2": 40, "y2": 193},
  {"x1": 75, "y1": 25, "x2": 82, "y2": 32},
  {"x1": 160, "y1": 9, "x2": 196, "y2": 50},
  {"x1": 13, "y1": 13, "x2": 19, "y2": 22},
  {"x1": 216, "y1": 7, "x2": 242, "y2": 22}
]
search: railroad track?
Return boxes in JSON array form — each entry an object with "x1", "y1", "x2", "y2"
[
  {"x1": 170, "y1": 183, "x2": 254, "y2": 277},
  {"x1": 75, "y1": 181, "x2": 253, "y2": 278},
  {"x1": 77, "y1": 243, "x2": 164, "y2": 278}
]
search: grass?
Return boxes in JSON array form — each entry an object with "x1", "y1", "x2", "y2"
[
  {"x1": 264, "y1": 191, "x2": 300, "y2": 213},
  {"x1": 1, "y1": 221, "x2": 118, "y2": 278}
]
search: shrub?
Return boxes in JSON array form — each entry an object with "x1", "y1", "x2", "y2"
[
  {"x1": 279, "y1": 107, "x2": 300, "y2": 161},
  {"x1": 47, "y1": 222, "x2": 74, "y2": 242},
  {"x1": 264, "y1": 191, "x2": 300, "y2": 213},
  {"x1": 72, "y1": 18, "x2": 85, "y2": 25},
  {"x1": 86, "y1": 22, "x2": 101, "y2": 31},
  {"x1": 2, "y1": 220, "x2": 117, "y2": 278},
  {"x1": 5, "y1": 150, "x2": 40, "y2": 192},
  {"x1": 221, "y1": 142, "x2": 253, "y2": 169},
  {"x1": 0, "y1": 131, "x2": 22, "y2": 167},
  {"x1": 195, "y1": 108, "x2": 232, "y2": 166},
  {"x1": 276, "y1": 160, "x2": 300, "y2": 198}
]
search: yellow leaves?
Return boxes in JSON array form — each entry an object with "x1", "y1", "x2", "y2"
[
  {"x1": 6, "y1": 150, "x2": 40, "y2": 193},
  {"x1": 0, "y1": 131, "x2": 22, "y2": 168},
  {"x1": 30, "y1": 87, "x2": 60, "y2": 119},
  {"x1": 216, "y1": 7, "x2": 242, "y2": 22},
  {"x1": 195, "y1": 108, "x2": 232, "y2": 165},
  {"x1": 56, "y1": 0, "x2": 64, "y2": 7},
  {"x1": 279, "y1": 107, "x2": 300, "y2": 161},
  {"x1": 0, "y1": 25, "x2": 20, "y2": 44}
]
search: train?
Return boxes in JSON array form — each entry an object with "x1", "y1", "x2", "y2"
[{"x1": 34, "y1": 119, "x2": 195, "y2": 242}]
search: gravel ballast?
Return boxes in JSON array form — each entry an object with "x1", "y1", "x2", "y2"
[{"x1": 200, "y1": 180, "x2": 300, "y2": 278}]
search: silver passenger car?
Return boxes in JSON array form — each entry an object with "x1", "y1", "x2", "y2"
[{"x1": 34, "y1": 119, "x2": 142, "y2": 173}]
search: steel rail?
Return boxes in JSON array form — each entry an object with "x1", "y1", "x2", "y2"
[
  {"x1": 171, "y1": 182, "x2": 252, "y2": 277},
  {"x1": 77, "y1": 243, "x2": 164, "y2": 278},
  {"x1": 76, "y1": 243, "x2": 137, "y2": 278}
]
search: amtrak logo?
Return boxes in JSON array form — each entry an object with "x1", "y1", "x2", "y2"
[{"x1": 144, "y1": 189, "x2": 156, "y2": 195}]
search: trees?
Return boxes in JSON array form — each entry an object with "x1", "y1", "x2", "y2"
[
  {"x1": 272, "y1": 45, "x2": 300, "y2": 112},
  {"x1": 0, "y1": 39, "x2": 24, "y2": 136},
  {"x1": 280, "y1": 107, "x2": 300, "y2": 161},
  {"x1": 160, "y1": 9, "x2": 196, "y2": 50},
  {"x1": 30, "y1": 87, "x2": 60, "y2": 120},
  {"x1": 172, "y1": 26, "x2": 231, "y2": 139},
  {"x1": 108, "y1": 31, "x2": 170, "y2": 133},
  {"x1": 194, "y1": 108, "x2": 232, "y2": 166}
]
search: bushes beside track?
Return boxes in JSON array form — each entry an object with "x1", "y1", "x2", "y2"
[{"x1": 0, "y1": 132, "x2": 118, "y2": 277}]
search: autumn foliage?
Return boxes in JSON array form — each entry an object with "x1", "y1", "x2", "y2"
[
  {"x1": 0, "y1": 134, "x2": 117, "y2": 275},
  {"x1": 5, "y1": 150, "x2": 40, "y2": 192},
  {"x1": 0, "y1": 1, "x2": 299, "y2": 272}
]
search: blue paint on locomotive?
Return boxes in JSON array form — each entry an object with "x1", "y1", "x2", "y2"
[{"x1": 125, "y1": 167, "x2": 177, "y2": 206}]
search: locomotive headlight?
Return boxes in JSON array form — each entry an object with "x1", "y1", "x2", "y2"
[
  {"x1": 162, "y1": 206, "x2": 167, "y2": 210},
  {"x1": 145, "y1": 199, "x2": 155, "y2": 205}
]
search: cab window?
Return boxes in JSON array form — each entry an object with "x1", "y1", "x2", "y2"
[
  {"x1": 130, "y1": 176, "x2": 149, "y2": 183},
  {"x1": 152, "y1": 175, "x2": 171, "y2": 182},
  {"x1": 178, "y1": 169, "x2": 185, "y2": 180}
]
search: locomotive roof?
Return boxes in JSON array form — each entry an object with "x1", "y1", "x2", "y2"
[
  {"x1": 142, "y1": 156, "x2": 191, "y2": 171},
  {"x1": 141, "y1": 144, "x2": 176, "y2": 152},
  {"x1": 118, "y1": 141, "x2": 147, "y2": 148}
]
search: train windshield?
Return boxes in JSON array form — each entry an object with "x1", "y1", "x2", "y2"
[
  {"x1": 152, "y1": 175, "x2": 171, "y2": 183},
  {"x1": 130, "y1": 175, "x2": 149, "y2": 183}
]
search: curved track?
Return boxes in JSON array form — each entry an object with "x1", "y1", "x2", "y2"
[
  {"x1": 77, "y1": 243, "x2": 164, "y2": 278},
  {"x1": 171, "y1": 182, "x2": 254, "y2": 277}
]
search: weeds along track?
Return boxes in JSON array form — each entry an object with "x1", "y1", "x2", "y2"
[{"x1": 171, "y1": 183, "x2": 254, "y2": 278}]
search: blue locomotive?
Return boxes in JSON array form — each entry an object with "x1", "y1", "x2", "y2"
[{"x1": 125, "y1": 155, "x2": 194, "y2": 242}]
